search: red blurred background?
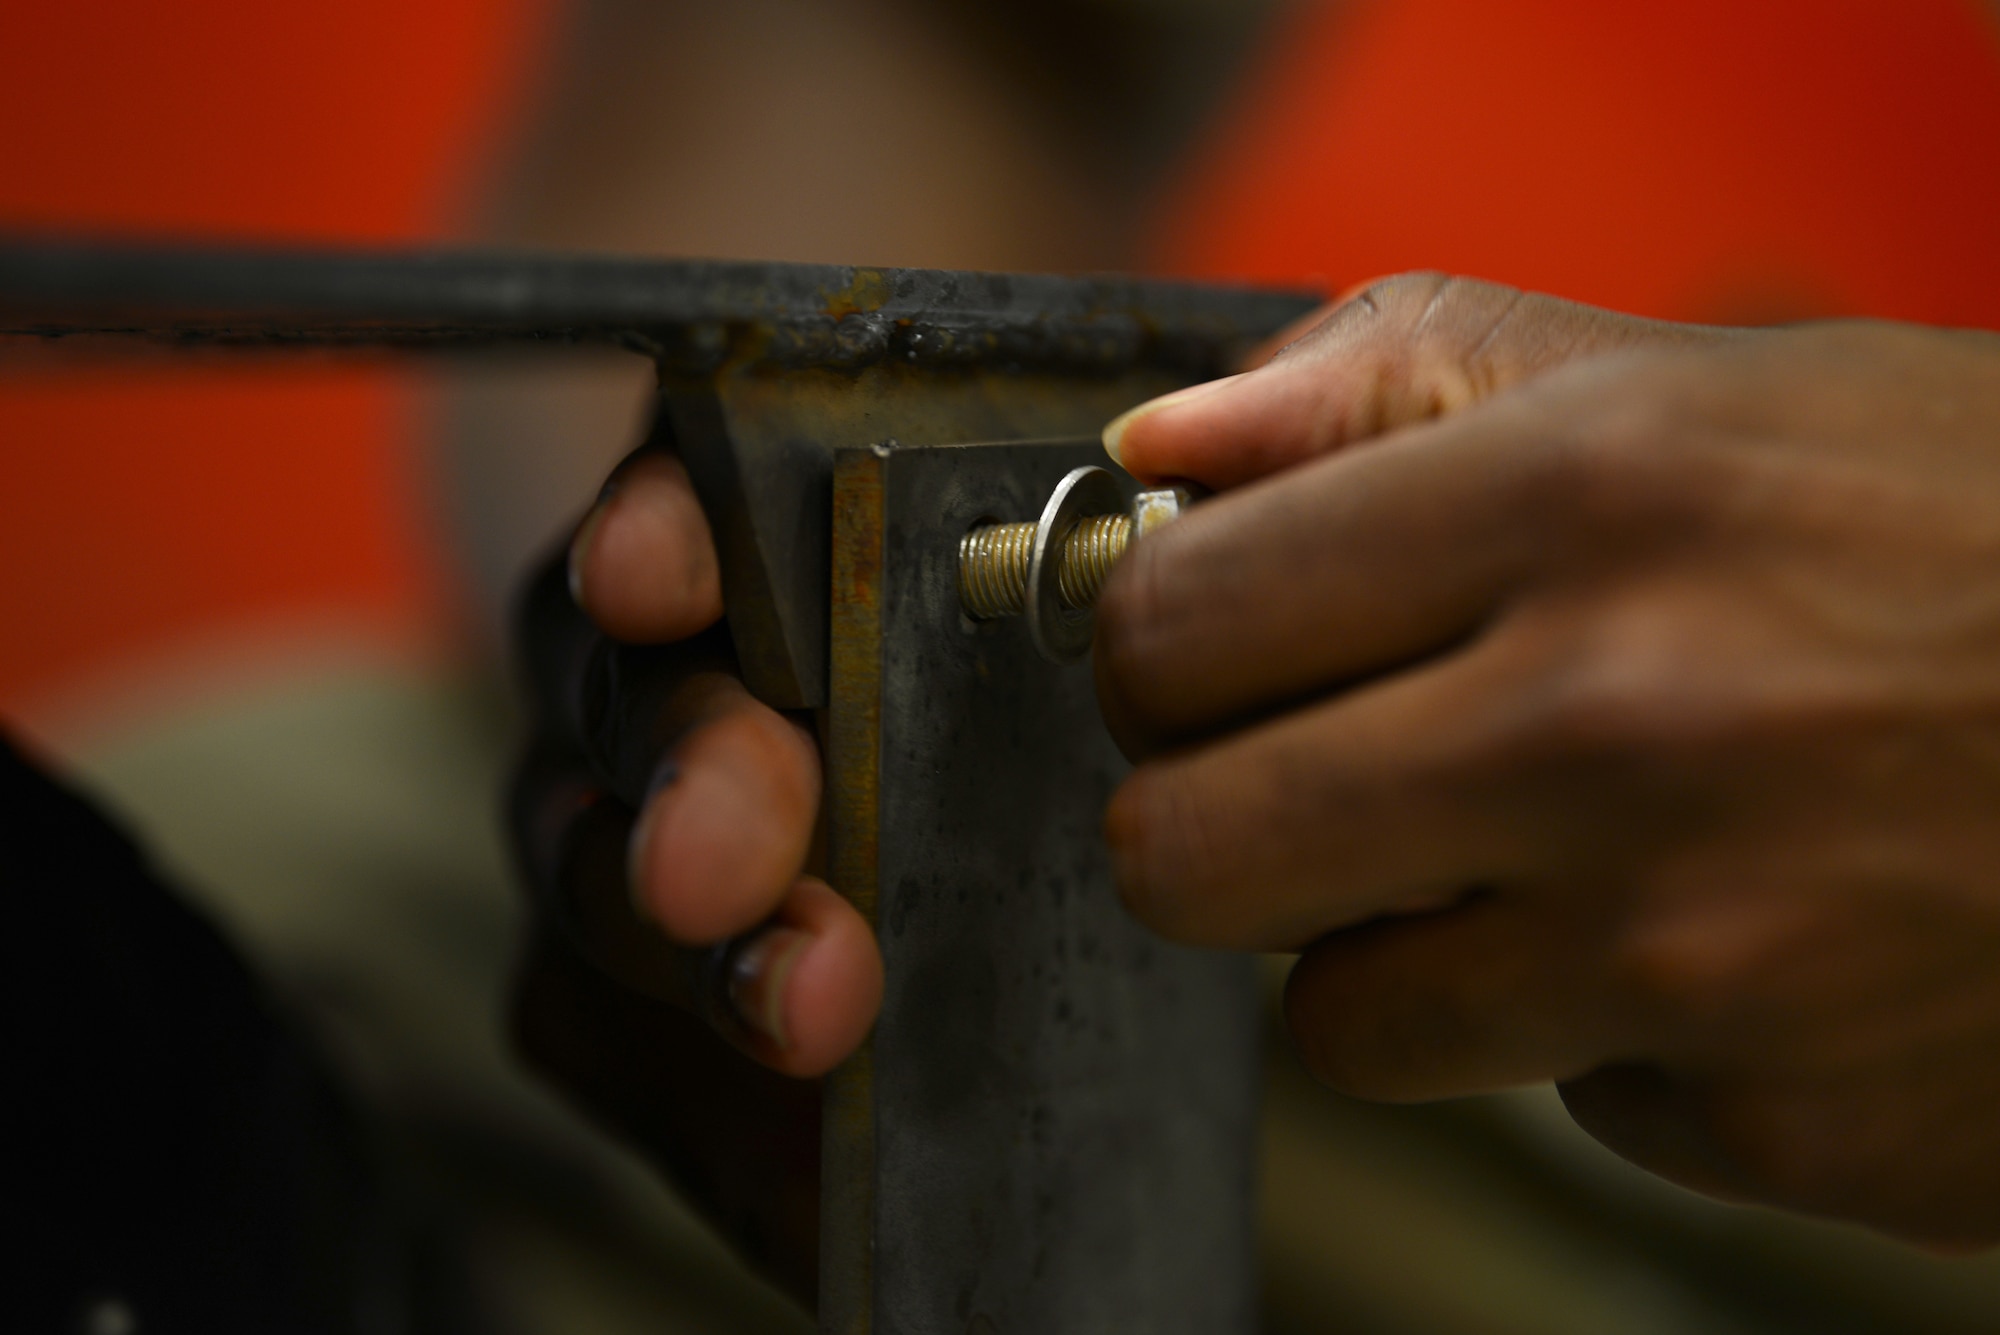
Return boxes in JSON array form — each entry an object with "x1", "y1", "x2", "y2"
[
  {"x1": 5, "y1": 0, "x2": 1999, "y2": 733},
  {"x1": 0, "y1": 0, "x2": 553, "y2": 730},
  {"x1": 1163, "y1": 0, "x2": 2000, "y2": 332}
]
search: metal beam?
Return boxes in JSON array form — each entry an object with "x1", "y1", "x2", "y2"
[
  {"x1": 0, "y1": 238, "x2": 1318, "y2": 707},
  {"x1": 827, "y1": 440, "x2": 1258, "y2": 1335}
]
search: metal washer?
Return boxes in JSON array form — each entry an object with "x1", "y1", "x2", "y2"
[{"x1": 1026, "y1": 465, "x2": 1126, "y2": 663}]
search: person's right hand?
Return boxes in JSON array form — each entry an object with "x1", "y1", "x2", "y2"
[{"x1": 1095, "y1": 274, "x2": 2000, "y2": 1248}]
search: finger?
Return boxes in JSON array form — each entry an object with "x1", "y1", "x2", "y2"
[
  {"x1": 1104, "y1": 272, "x2": 1727, "y2": 489},
  {"x1": 580, "y1": 635, "x2": 745, "y2": 806},
  {"x1": 1096, "y1": 389, "x2": 1557, "y2": 748},
  {"x1": 534, "y1": 771, "x2": 880, "y2": 1077},
  {"x1": 1568, "y1": 1064, "x2": 2000, "y2": 1250},
  {"x1": 570, "y1": 450, "x2": 725, "y2": 642},
  {"x1": 1105, "y1": 641, "x2": 1544, "y2": 951},
  {"x1": 1284, "y1": 895, "x2": 1622, "y2": 1102},
  {"x1": 1235, "y1": 278, "x2": 1399, "y2": 370},
  {"x1": 723, "y1": 877, "x2": 883, "y2": 1079},
  {"x1": 1556, "y1": 1064, "x2": 1752, "y2": 1206},
  {"x1": 1096, "y1": 340, "x2": 1739, "y2": 751},
  {"x1": 628, "y1": 672, "x2": 822, "y2": 944},
  {"x1": 520, "y1": 589, "x2": 824, "y2": 951}
]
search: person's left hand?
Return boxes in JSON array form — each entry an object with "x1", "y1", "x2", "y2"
[
  {"x1": 1094, "y1": 273, "x2": 2000, "y2": 1248},
  {"x1": 503, "y1": 447, "x2": 865, "y2": 1305}
]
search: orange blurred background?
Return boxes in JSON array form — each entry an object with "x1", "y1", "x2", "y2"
[
  {"x1": 0, "y1": 0, "x2": 553, "y2": 733},
  {"x1": 5, "y1": 0, "x2": 2000, "y2": 738},
  {"x1": 1160, "y1": 0, "x2": 2000, "y2": 327}
]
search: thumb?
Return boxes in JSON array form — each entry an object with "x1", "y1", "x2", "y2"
[{"x1": 1105, "y1": 273, "x2": 1728, "y2": 490}]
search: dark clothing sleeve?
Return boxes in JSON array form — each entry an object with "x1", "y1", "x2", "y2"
[{"x1": 0, "y1": 733, "x2": 403, "y2": 1335}]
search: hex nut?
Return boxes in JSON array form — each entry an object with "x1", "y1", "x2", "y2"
[{"x1": 1131, "y1": 485, "x2": 1193, "y2": 541}]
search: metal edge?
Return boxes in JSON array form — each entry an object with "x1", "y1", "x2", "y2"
[
  {"x1": 822, "y1": 443, "x2": 890, "y2": 1335},
  {"x1": 0, "y1": 237, "x2": 1323, "y2": 376}
]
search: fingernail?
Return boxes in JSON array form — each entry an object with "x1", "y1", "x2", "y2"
[
  {"x1": 1102, "y1": 374, "x2": 1243, "y2": 467},
  {"x1": 727, "y1": 926, "x2": 811, "y2": 1050},
  {"x1": 568, "y1": 499, "x2": 612, "y2": 609},
  {"x1": 625, "y1": 758, "x2": 680, "y2": 915}
]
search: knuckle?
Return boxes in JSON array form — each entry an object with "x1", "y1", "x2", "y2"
[
  {"x1": 1354, "y1": 271, "x2": 1450, "y2": 320},
  {"x1": 1610, "y1": 923, "x2": 1752, "y2": 1025},
  {"x1": 709, "y1": 704, "x2": 819, "y2": 806},
  {"x1": 1490, "y1": 588, "x2": 1843, "y2": 786},
  {"x1": 1275, "y1": 274, "x2": 1439, "y2": 361},
  {"x1": 1364, "y1": 272, "x2": 1515, "y2": 338},
  {"x1": 1610, "y1": 889, "x2": 1822, "y2": 1038},
  {"x1": 1524, "y1": 379, "x2": 1741, "y2": 543},
  {"x1": 1395, "y1": 273, "x2": 1534, "y2": 414},
  {"x1": 1485, "y1": 556, "x2": 1836, "y2": 779},
  {"x1": 1543, "y1": 642, "x2": 1686, "y2": 760},
  {"x1": 1608, "y1": 887, "x2": 1820, "y2": 1046},
  {"x1": 1489, "y1": 607, "x2": 1705, "y2": 770},
  {"x1": 1526, "y1": 415, "x2": 1660, "y2": 528}
]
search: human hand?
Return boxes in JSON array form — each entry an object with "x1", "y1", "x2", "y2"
[
  {"x1": 506, "y1": 441, "x2": 883, "y2": 1302},
  {"x1": 529, "y1": 445, "x2": 883, "y2": 1079},
  {"x1": 1094, "y1": 274, "x2": 2000, "y2": 1246}
]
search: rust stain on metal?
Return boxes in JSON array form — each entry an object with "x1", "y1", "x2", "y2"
[
  {"x1": 828, "y1": 443, "x2": 885, "y2": 924},
  {"x1": 824, "y1": 268, "x2": 893, "y2": 320},
  {"x1": 822, "y1": 443, "x2": 889, "y2": 1335}
]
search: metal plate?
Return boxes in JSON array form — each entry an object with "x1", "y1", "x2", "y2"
[
  {"x1": 828, "y1": 440, "x2": 1258, "y2": 1335},
  {"x1": 661, "y1": 363, "x2": 1195, "y2": 708}
]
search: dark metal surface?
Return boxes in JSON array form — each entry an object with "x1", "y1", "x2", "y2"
[{"x1": 827, "y1": 440, "x2": 1258, "y2": 1335}]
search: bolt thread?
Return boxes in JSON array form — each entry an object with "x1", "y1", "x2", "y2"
[
  {"x1": 958, "y1": 521, "x2": 1036, "y2": 618},
  {"x1": 959, "y1": 512, "x2": 1135, "y2": 620},
  {"x1": 1056, "y1": 513, "x2": 1132, "y2": 610}
]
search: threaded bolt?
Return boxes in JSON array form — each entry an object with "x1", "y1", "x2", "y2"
[
  {"x1": 959, "y1": 513, "x2": 1134, "y2": 618},
  {"x1": 1054, "y1": 513, "x2": 1133, "y2": 609},
  {"x1": 958, "y1": 521, "x2": 1037, "y2": 618}
]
